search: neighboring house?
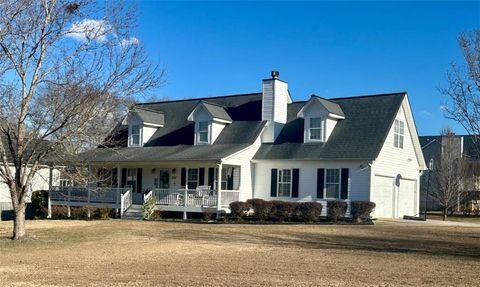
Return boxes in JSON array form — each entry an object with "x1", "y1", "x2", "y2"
[
  {"x1": 71, "y1": 71, "x2": 425, "y2": 218},
  {"x1": 0, "y1": 137, "x2": 62, "y2": 220},
  {"x1": 419, "y1": 134, "x2": 480, "y2": 211}
]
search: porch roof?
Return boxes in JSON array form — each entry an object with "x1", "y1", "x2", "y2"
[{"x1": 80, "y1": 144, "x2": 250, "y2": 163}]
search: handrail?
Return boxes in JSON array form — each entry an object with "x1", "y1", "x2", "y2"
[
  {"x1": 143, "y1": 189, "x2": 153, "y2": 203},
  {"x1": 120, "y1": 189, "x2": 132, "y2": 216}
]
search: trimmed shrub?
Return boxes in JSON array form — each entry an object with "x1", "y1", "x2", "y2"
[
  {"x1": 202, "y1": 211, "x2": 214, "y2": 221},
  {"x1": 246, "y1": 198, "x2": 272, "y2": 221},
  {"x1": 50, "y1": 205, "x2": 68, "y2": 219},
  {"x1": 295, "y1": 202, "x2": 323, "y2": 222},
  {"x1": 94, "y1": 207, "x2": 112, "y2": 220},
  {"x1": 31, "y1": 190, "x2": 48, "y2": 218},
  {"x1": 350, "y1": 201, "x2": 376, "y2": 222},
  {"x1": 270, "y1": 201, "x2": 297, "y2": 222},
  {"x1": 327, "y1": 200, "x2": 348, "y2": 222},
  {"x1": 229, "y1": 201, "x2": 251, "y2": 220},
  {"x1": 70, "y1": 206, "x2": 91, "y2": 219}
]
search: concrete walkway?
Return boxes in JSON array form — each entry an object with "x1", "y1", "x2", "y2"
[{"x1": 377, "y1": 218, "x2": 480, "y2": 227}]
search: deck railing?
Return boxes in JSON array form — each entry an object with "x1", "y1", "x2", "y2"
[
  {"x1": 151, "y1": 188, "x2": 239, "y2": 208},
  {"x1": 49, "y1": 186, "x2": 132, "y2": 209},
  {"x1": 120, "y1": 189, "x2": 132, "y2": 216}
]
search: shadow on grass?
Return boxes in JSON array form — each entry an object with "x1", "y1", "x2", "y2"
[{"x1": 165, "y1": 228, "x2": 480, "y2": 260}]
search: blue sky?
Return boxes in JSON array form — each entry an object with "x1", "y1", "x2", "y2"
[{"x1": 134, "y1": 1, "x2": 480, "y2": 135}]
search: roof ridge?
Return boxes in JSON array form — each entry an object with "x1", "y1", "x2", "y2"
[
  {"x1": 328, "y1": 91, "x2": 407, "y2": 101},
  {"x1": 136, "y1": 92, "x2": 262, "y2": 106},
  {"x1": 134, "y1": 106, "x2": 164, "y2": 113}
]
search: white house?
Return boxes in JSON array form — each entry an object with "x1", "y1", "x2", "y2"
[{"x1": 62, "y1": 71, "x2": 425, "y2": 219}]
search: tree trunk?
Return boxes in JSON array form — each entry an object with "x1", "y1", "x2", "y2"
[
  {"x1": 13, "y1": 204, "x2": 26, "y2": 240},
  {"x1": 443, "y1": 208, "x2": 447, "y2": 221}
]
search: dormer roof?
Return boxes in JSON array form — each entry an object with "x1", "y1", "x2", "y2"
[
  {"x1": 297, "y1": 95, "x2": 345, "y2": 119},
  {"x1": 187, "y1": 100, "x2": 232, "y2": 123},
  {"x1": 127, "y1": 106, "x2": 165, "y2": 127}
]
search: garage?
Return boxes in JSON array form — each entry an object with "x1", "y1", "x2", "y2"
[
  {"x1": 373, "y1": 175, "x2": 394, "y2": 217},
  {"x1": 397, "y1": 179, "x2": 417, "y2": 217}
]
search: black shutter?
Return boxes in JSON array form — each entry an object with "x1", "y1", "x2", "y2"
[
  {"x1": 112, "y1": 168, "x2": 118, "y2": 187},
  {"x1": 97, "y1": 168, "x2": 102, "y2": 187},
  {"x1": 199, "y1": 168, "x2": 205, "y2": 185},
  {"x1": 317, "y1": 168, "x2": 325, "y2": 198},
  {"x1": 340, "y1": 168, "x2": 349, "y2": 199},
  {"x1": 292, "y1": 169, "x2": 299, "y2": 198},
  {"x1": 121, "y1": 168, "x2": 127, "y2": 188},
  {"x1": 270, "y1": 168, "x2": 278, "y2": 197},
  {"x1": 181, "y1": 168, "x2": 186, "y2": 186},
  {"x1": 137, "y1": 168, "x2": 143, "y2": 193},
  {"x1": 227, "y1": 168, "x2": 233, "y2": 190},
  {"x1": 208, "y1": 168, "x2": 215, "y2": 189}
]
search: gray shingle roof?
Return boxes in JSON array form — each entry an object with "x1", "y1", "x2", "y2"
[
  {"x1": 310, "y1": 95, "x2": 345, "y2": 117},
  {"x1": 132, "y1": 107, "x2": 165, "y2": 126},
  {"x1": 83, "y1": 93, "x2": 265, "y2": 162},
  {"x1": 199, "y1": 101, "x2": 232, "y2": 122},
  {"x1": 254, "y1": 93, "x2": 406, "y2": 160}
]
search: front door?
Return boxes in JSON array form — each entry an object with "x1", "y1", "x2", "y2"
[{"x1": 159, "y1": 169, "x2": 170, "y2": 189}]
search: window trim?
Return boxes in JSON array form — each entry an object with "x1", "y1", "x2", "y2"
[
  {"x1": 197, "y1": 121, "x2": 210, "y2": 144},
  {"x1": 308, "y1": 117, "x2": 325, "y2": 142},
  {"x1": 130, "y1": 124, "x2": 142, "y2": 147},
  {"x1": 277, "y1": 169, "x2": 292, "y2": 198},
  {"x1": 187, "y1": 168, "x2": 199, "y2": 189},
  {"x1": 394, "y1": 119, "x2": 404, "y2": 149},
  {"x1": 324, "y1": 168, "x2": 341, "y2": 199}
]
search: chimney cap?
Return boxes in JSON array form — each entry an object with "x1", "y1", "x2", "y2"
[{"x1": 271, "y1": 71, "x2": 279, "y2": 79}]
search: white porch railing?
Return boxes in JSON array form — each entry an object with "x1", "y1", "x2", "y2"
[
  {"x1": 151, "y1": 188, "x2": 239, "y2": 208},
  {"x1": 120, "y1": 189, "x2": 133, "y2": 216},
  {"x1": 143, "y1": 190, "x2": 153, "y2": 202},
  {"x1": 49, "y1": 186, "x2": 132, "y2": 214}
]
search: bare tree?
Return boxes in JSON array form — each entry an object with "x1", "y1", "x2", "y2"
[
  {"x1": 429, "y1": 128, "x2": 469, "y2": 220},
  {"x1": 442, "y1": 30, "x2": 480, "y2": 154},
  {"x1": 0, "y1": 0, "x2": 164, "y2": 239}
]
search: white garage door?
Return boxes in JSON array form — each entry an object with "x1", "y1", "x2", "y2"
[
  {"x1": 374, "y1": 176, "x2": 394, "y2": 217},
  {"x1": 398, "y1": 179, "x2": 416, "y2": 217}
]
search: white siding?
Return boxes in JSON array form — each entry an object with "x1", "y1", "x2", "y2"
[
  {"x1": 222, "y1": 135, "x2": 263, "y2": 201},
  {"x1": 253, "y1": 160, "x2": 370, "y2": 202},
  {"x1": 142, "y1": 125, "x2": 158, "y2": 144},
  {"x1": 371, "y1": 99, "x2": 422, "y2": 217},
  {"x1": 261, "y1": 79, "x2": 288, "y2": 143},
  {"x1": 301, "y1": 102, "x2": 339, "y2": 143},
  {"x1": 193, "y1": 107, "x2": 226, "y2": 145},
  {"x1": 0, "y1": 166, "x2": 61, "y2": 203}
]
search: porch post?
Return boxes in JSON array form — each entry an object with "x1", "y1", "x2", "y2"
[
  {"x1": 116, "y1": 166, "x2": 121, "y2": 217},
  {"x1": 47, "y1": 166, "x2": 53, "y2": 219},
  {"x1": 183, "y1": 167, "x2": 188, "y2": 220},
  {"x1": 217, "y1": 162, "x2": 223, "y2": 214}
]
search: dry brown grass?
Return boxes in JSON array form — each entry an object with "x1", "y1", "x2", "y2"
[{"x1": 0, "y1": 219, "x2": 479, "y2": 286}]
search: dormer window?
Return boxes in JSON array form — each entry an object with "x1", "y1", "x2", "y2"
[
  {"x1": 394, "y1": 119, "x2": 404, "y2": 149},
  {"x1": 198, "y1": 121, "x2": 209, "y2": 143},
  {"x1": 130, "y1": 125, "x2": 141, "y2": 147},
  {"x1": 188, "y1": 101, "x2": 232, "y2": 145},
  {"x1": 297, "y1": 95, "x2": 345, "y2": 144},
  {"x1": 309, "y1": 117, "x2": 325, "y2": 141}
]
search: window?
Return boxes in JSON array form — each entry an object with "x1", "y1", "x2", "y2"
[
  {"x1": 198, "y1": 121, "x2": 209, "y2": 143},
  {"x1": 126, "y1": 168, "x2": 137, "y2": 192},
  {"x1": 214, "y1": 167, "x2": 239, "y2": 190},
  {"x1": 187, "y1": 168, "x2": 199, "y2": 189},
  {"x1": 325, "y1": 169, "x2": 340, "y2": 198},
  {"x1": 131, "y1": 125, "x2": 141, "y2": 146},
  {"x1": 394, "y1": 119, "x2": 404, "y2": 149},
  {"x1": 309, "y1": 117, "x2": 324, "y2": 141},
  {"x1": 277, "y1": 169, "x2": 292, "y2": 197}
]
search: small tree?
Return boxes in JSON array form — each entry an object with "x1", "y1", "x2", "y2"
[
  {"x1": 429, "y1": 129, "x2": 469, "y2": 220},
  {"x1": 442, "y1": 30, "x2": 480, "y2": 154}
]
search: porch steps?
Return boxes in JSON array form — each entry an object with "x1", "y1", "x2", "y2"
[{"x1": 121, "y1": 204, "x2": 143, "y2": 220}]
